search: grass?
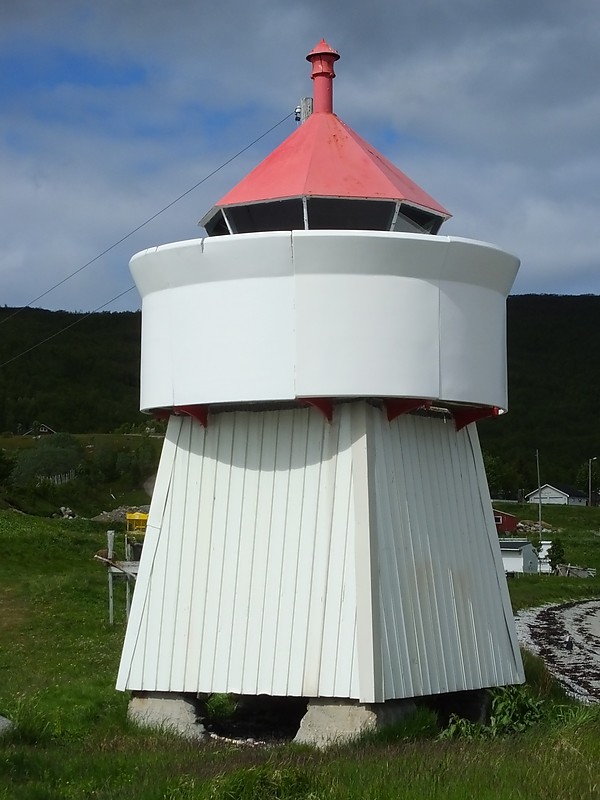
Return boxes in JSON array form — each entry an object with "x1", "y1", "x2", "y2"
[
  {"x1": 2, "y1": 508, "x2": 600, "y2": 799},
  {"x1": 507, "y1": 573, "x2": 600, "y2": 612}
]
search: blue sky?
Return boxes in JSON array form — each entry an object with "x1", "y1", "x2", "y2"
[{"x1": 1, "y1": 0, "x2": 599, "y2": 312}]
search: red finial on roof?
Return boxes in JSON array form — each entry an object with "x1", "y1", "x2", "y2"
[{"x1": 306, "y1": 39, "x2": 340, "y2": 114}]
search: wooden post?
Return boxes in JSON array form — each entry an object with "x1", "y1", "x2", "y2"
[
  {"x1": 107, "y1": 530, "x2": 115, "y2": 625},
  {"x1": 125, "y1": 580, "x2": 131, "y2": 620}
]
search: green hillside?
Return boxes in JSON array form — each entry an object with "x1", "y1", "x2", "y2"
[
  {"x1": 478, "y1": 295, "x2": 600, "y2": 492},
  {"x1": 0, "y1": 307, "x2": 142, "y2": 433},
  {"x1": 1, "y1": 295, "x2": 599, "y2": 491}
]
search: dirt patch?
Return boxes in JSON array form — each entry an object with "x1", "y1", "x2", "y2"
[{"x1": 0, "y1": 588, "x2": 28, "y2": 632}]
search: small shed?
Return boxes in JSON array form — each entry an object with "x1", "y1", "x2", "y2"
[
  {"x1": 525, "y1": 484, "x2": 587, "y2": 507},
  {"x1": 493, "y1": 508, "x2": 518, "y2": 534},
  {"x1": 499, "y1": 539, "x2": 539, "y2": 574}
]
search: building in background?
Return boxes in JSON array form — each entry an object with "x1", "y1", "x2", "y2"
[
  {"x1": 499, "y1": 539, "x2": 539, "y2": 574},
  {"x1": 493, "y1": 508, "x2": 518, "y2": 534},
  {"x1": 525, "y1": 484, "x2": 588, "y2": 506}
]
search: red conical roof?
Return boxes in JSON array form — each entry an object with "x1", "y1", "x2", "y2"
[
  {"x1": 218, "y1": 111, "x2": 449, "y2": 213},
  {"x1": 205, "y1": 40, "x2": 450, "y2": 224}
]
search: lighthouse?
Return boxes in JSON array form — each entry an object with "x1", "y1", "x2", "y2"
[{"x1": 117, "y1": 40, "x2": 523, "y2": 746}]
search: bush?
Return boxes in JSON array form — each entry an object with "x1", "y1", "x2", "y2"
[
  {"x1": 204, "y1": 693, "x2": 238, "y2": 721},
  {"x1": 548, "y1": 538, "x2": 566, "y2": 570},
  {"x1": 11, "y1": 433, "x2": 83, "y2": 487},
  {"x1": 439, "y1": 685, "x2": 545, "y2": 739}
]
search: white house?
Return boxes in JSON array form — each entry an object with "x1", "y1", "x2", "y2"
[
  {"x1": 499, "y1": 539, "x2": 539, "y2": 574},
  {"x1": 525, "y1": 484, "x2": 587, "y2": 507}
]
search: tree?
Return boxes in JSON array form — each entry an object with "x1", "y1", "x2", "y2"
[
  {"x1": 575, "y1": 460, "x2": 598, "y2": 498},
  {"x1": 529, "y1": 532, "x2": 542, "y2": 556},
  {"x1": 483, "y1": 452, "x2": 503, "y2": 495},
  {"x1": 547, "y1": 538, "x2": 565, "y2": 571},
  {"x1": 482, "y1": 452, "x2": 525, "y2": 498}
]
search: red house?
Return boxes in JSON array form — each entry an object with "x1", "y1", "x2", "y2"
[{"x1": 493, "y1": 509, "x2": 518, "y2": 534}]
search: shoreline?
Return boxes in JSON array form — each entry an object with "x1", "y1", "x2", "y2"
[{"x1": 515, "y1": 599, "x2": 600, "y2": 703}]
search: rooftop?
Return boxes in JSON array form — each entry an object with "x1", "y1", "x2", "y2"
[{"x1": 201, "y1": 39, "x2": 449, "y2": 237}]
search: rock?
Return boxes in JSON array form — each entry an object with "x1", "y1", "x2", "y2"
[
  {"x1": 128, "y1": 692, "x2": 205, "y2": 740},
  {"x1": 91, "y1": 505, "x2": 150, "y2": 524},
  {"x1": 517, "y1": 519, "x2": 554, "y2": 534},
  {"x1": 294, "y1": 697, "x2": 416, "y2": 748},
  {"x1": 0, "y1": 715, "x2": 13, "y2": 737}
]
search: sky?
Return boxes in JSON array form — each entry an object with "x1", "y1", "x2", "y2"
[{"x1": 1, "y1": 0, "x2": 599, "y2": 313}]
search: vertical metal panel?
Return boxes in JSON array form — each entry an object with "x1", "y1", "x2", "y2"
[
  {"x1": 117, "y1": 418, "x2": 180, "y2": 690},
  {"x1": 318, "y1": 406, "x2": 357, "y2": 697},
  {"x1": 172, "y1": 418, "x2": 206, "y2": 688},
  {"x1": 118, "y1": 406, "x2": 360, "y2": 699},
  {"x1": 284, "y1": 410, "x2": 323, "y2": 693},
  {"x1": 350, "y1": 402, "x2": 379, "y2": 703},
  {"x1": 371, "y1": 407, "x2": 523, "y2": 700}
]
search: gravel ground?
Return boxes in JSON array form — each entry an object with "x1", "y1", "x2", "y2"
[
  {"x1": 91, "y1": 505, "x2": 150, "y2": 524},
  {"x1": 515, "y1": 599, "x2": 600, "y2": 703}
]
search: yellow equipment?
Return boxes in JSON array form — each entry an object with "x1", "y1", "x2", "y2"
[{"x1": 126, "y1": 511, "x2": 148, "y2": 534}]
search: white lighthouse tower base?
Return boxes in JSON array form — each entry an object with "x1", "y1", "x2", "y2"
[
  {"x1": 118, "y1": 37, "x2": 523, "y2": 744},
  {"x1": 118, "y1": 402, "x2": 522, "y2": 742}
]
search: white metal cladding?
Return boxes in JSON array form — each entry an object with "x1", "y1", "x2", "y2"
[
  {"x1": 130, "y1": 231, "x2": 519, "y2": 412},
  {"x1": 368, "y1": 409, "x2": 523, "y2": 701},
  {"x1": 117, "y1": 402, "x2": 523, "y2": 701},
  {"x1": 117, "y1": 407, "x2": 362, "y2": 698}
]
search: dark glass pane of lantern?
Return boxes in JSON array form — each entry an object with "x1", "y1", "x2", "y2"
[
  {"x1": 398, "y1": 204, "x2": 443, "y2": 235},
  {"x1": 204, "y1": 210, "x2": 230, "y2": 236},
  {"x1": 307, "y1": 198, "x2": 396, "y2": 231},
  {"x1": 227, "y1": 200, "x2": 305, "y2": 233}
]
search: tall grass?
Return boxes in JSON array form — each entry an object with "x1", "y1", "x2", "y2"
[{"x1": 2, "y1": 509, "x2": 600, "y2": 799}]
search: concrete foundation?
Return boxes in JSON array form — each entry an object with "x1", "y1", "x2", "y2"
[
  {"x1": 125, "y1": 690, "x2": 491, "y2": 746},
  {"x1": 128, "y1": 692, "x2": 205, "y2": 740},
  {"x1": 293, "y1": 697, "x2": 417, "y2": 748}
]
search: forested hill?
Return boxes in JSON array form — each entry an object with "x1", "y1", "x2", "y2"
[
  {"x1": 478, "y1": 294, "x2": 600, "y2": 490},
  {"x1": 0, "y1": 308, "x2": 142, "y2": 434},
  {"x1": 0, "y1": 296, "x2": 598, "y2": 487}
]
